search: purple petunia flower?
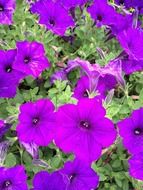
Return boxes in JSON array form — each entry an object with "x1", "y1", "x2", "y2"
[
  {"x1": 87, "y1": 0, "x2": 118, "y2": 27},
  {"x1": 59, "y1": 159, "x2": 99, "y2": 190},
  {"x1": 0, "y1": 0, "x2": 16, "y2": 25},
  {"x1": 32, "y1": 171, "x2": 66, "y2": 190},
  {"x1": 55, "y1": 98, "x2": 117, "y2": 163},
  {"x1": 117, "y1": 28, "x2": 143, "y2": 61},
  {"x1": 110, "y1": 14, "x2": 132, "y2": 36},
  {"x1": 0, "y1": 165, "x2": 28, "y2": 190},
  {"x1": 33, "y1": 159, "x2": 99, "y2": 190},
  {"x1": 118, "y1": 108, "x2": 143, "y2": 154},
  {"x1": 128, "y1": 152, "x2": 143, "y2": 181},
  {"x1": 58, "y1": 0, "x2": 87, "y2": 9},
  {"x1": 17, "y1": 99, "x2": 56, "y2": 146},
  {"x1": 13, "y1": 41, "x2": 50, "y2": 78},
  {"x1": 73, "y1": 75, "x2": 117, "y2": 100},
  {"x1": 0, "y1": 49, "x2": 24, "y2": 98},
  {"x1": 115, "y1": 0, "x2": 143, "y2": 12},
  {"x1": 30, "y1": 0, "x2": 75, "y2": 36},
  {"x1": 73, "y1": 76, "x2": 90, "y2": 99},
  {"x1": 66, "y1": 58, "x2": 101, "y2": 93},
  {"x1": 121, "y1": 58, "x2": 143, "y2": 75},
  {"x1": 66, "y1": 58, "x2": 124, "y2": 99}
]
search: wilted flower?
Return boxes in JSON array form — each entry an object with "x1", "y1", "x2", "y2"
[
  {"x1": 17, "y1": 99, "x2": 56, "y2": 146},
  {"x1": 50, "y1": 69, "x2": 68, "y2": 84},
  {"x1": 0, "y1": 165, "x2": 28, "y2": 190},
  {"x1": 0, "y1": 0, "x2": 16, "y2": 25},
  {"x1": 0, "y1": 120, "x2": 11, "y2": 139},
  {"x1": 21, "y1": 142, "x2": 39, "y2": 159},
  {"x1": 0, "y1": 141, "x2": 11, "y2": 165},
  {"x1": 55, "y1": 98, "x2": 117, "y2": 163},
  {"x1": 13, "y1": 41, "x2": 50, "y2": 78}
]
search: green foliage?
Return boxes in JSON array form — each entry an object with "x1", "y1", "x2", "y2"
[{"x1": 1, "y1": 0, "x2": 143, "y2": 189}]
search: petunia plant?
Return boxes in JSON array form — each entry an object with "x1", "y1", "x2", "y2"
[{"x1": 1, "y1": 0, "x2": 143, "y2": 190}]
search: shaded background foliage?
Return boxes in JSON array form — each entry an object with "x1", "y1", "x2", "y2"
[{"x1": 0, "y1": 0, "x2": 143, "y2": 189}]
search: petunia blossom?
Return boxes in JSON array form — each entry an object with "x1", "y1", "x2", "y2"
[
  {"x1": 118, "y1": 108, "x2": 143, "y2": 154},
  {"x1": 17, "y1": 99, "x2": 56, "y2": 146},
  {"x1": 0, "y1": 49, "x2": 24, "y2": 98},
  {"x1": 87, "y1": 0, "x2": 118, "y2": 27},
  {"x1": 30, "y1": 0, "x2": 75, "y2": 36},
  {"x1": 0, "y1": 165, "x2": 28, "y2": 190},
  {"x1": 58, "y1": 0, "x2": 87, "y2": 9},
  {"x1": 13, "y1": 41, "x2": 50, "y2": 78},
  {"x1": 73, "y1": 75, "x2": 117, "y2": 100},
  {"x1": 59, "y1": 159, "x2": 99, "y2": 190},
  {"x1": 55, "y1": 98, "x2": 117, "y2": 163},
  {"x1": 32, "y1": 170, "x2": 66, "y2": 190},
  {"x1": 0, "y1": 0, "x2": 16, "y2": 25},
  {"x1": 117, "y1": 28, "x2": 143, "y2": 61},
  {"x1": 128, "y1": 152, "x2": 143, "y2": 181}
]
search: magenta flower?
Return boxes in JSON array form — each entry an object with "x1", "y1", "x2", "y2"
[
  {"x1": 0, "y1": 0, "x2": 16, "y2": 25},
  {"x1": 73, "y1": 76, "x2": 90, "y2": 99},
  {"x1": 30, "y1": 0, "x2": 75, "y2": 36},
  {"x1": 33, "y1": 159, "x2": 99, "y2": 190},
  {"x1": 13, "y1": 41, "x2": 50, "y2": 78},
  {"x1": 117, "y1": 28, "x2": 143, "y2": 61},
  {"x1": 128, "y1": 153, "x2": 143, "y2": 181},
  {"x1": 87, "y1": 0, "x2": 118, "y2": 27},
  {"x1": 121, "y1": 58, "x2": 143, "y2": 75},
  {"x1": 0, "y1": 49, "x2": 24, "y2": 98},
  {"x1": 32, "y1": 171, "x2": 66, "y2": 190},
  {"x1": 0, "y1": 165, "x2": 28, "y2": 190},
  {"x1": 59, "y1": 0, "x2": 87, "y2": 9},
  {"x1": 73, "y1": 75, "x2": 117, "y2": 100},
  {"x1": 55, "y1": 98, "x2": 117, "y2": 163},
  {"x1": 118, "y1": 108, "x2": 143, "y2": 154},
  {"x1": 59, "y1": 159, "x2": 99, "y2": 190},
  {"x1": 17, "y1": 99, "x2": 56, "y2": 146}
]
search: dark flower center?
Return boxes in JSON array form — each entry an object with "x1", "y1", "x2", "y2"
[
  {"x1": 5, "y1": 65, "x2": 12, "y2": 73},
  {"x1": 32, "y1": 117, "x2": 40, "y2": 125},
  {"x1": 97, "y1": 15, "x2": 102, "y2": 21},
  {"x1": 119, "y1": 0, "x2": 124, "y2": 4},
  {"x1": 2, "y1": 180, "x2": 12, "y2": 189},
  {"x1": 69, "y1": 173, "x2": 76, "y2": 183},
  {"x1": 24, "y1": 56, "x2": 31, "y2": 64},
  {"x1": 134, "y1": 128, "x2": 142, "y2": 135},
  {"x1": 83, "y1": 91, "x2": 88, "y2": 97},
  {"x1": 49, "y1": 18, "x2": 55, "y2": 26},
  {"x1": 80, "y1": 121, "x2": 90, "y2": 129},
  {"x1": 0, "y1": 5, "x2": 4, "y2": 12}
]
